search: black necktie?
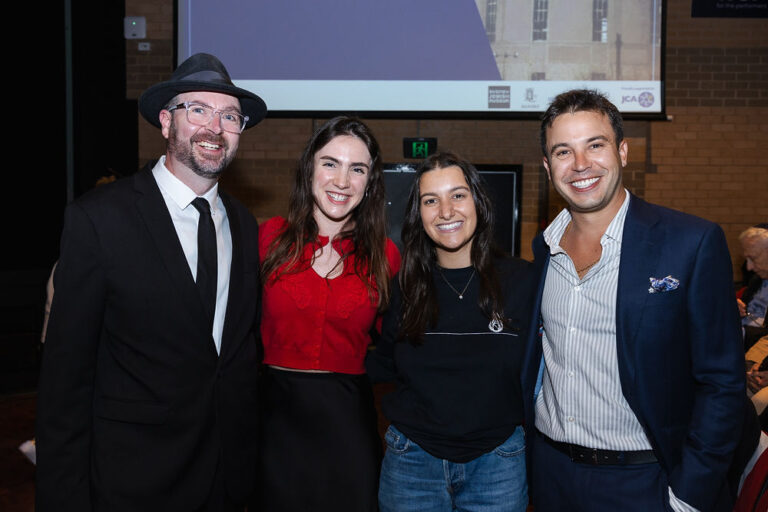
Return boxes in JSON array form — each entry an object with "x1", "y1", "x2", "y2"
[{"x1": 191, "y1": 198, "x2": 217, "y2": 325}]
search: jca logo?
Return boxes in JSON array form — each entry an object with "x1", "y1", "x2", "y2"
[{"x1": 622, "y1": 91, "x2": 654, "y2": 108}]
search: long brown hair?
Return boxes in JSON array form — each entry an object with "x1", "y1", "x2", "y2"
[
  {"x1": 399, "y1": 152, "x2": 504, "y2": 343},
  {"x1": 260, "y1": 116, "x2": 392, "y2": 310}
]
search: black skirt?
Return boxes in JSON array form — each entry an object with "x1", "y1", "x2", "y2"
[{"x1": 256, "y1": 367, "x2": 381, "y2": 512}]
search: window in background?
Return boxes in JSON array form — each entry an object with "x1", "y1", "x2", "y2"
[
  {"x1": 485, "y1": 0, "x2": 498, "y2": 42},
  {"x1": 533, "y1": 0, "x2": 548, "y2": 41},
  {"x1": 593, "y1": 0, "x2": 608, "y2": 42}
]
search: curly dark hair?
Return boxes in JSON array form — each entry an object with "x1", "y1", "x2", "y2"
[
  {"x1": 398, "y1": 151, "x2": 504, "y2": 343},
  {"x1": 260, "y1": 116, "x2": 392, "y2": 310}
]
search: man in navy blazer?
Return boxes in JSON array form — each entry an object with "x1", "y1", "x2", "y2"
[
  {"x1": 522, "y1": 89, "x2": 751, "y2": 511},
  {"x1": 36, "y1": 54, "x2": 267, "y2": 511}
]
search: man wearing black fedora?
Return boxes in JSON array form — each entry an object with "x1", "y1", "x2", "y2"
[{"x1": 36, "y1": 53, "x2": 266, "y2": 511}]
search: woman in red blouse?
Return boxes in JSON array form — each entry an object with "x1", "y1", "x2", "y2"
[{"x1": 256, "y1": 116, "x2": 400, "y2": 511}]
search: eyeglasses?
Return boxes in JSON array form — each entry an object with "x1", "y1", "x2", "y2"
[{"x1": 166, "y1": 102, "x2": 249, "y2": 134}]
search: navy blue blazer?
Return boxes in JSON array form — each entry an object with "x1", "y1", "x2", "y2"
[{"x1": 522, "y1": 195, "x2": 747, "y2": 511}]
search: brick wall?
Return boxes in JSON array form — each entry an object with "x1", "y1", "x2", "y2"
[
  {"x1": 125, "y1": 0, "x2": 767, "y2": 276},
  {"x1": 650, "y1": 0, "x2": 768, "y2": 278}
]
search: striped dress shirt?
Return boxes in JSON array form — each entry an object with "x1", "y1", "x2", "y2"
[{"x1": 535, "y1": 192, "x2": 652, "y2": 451}]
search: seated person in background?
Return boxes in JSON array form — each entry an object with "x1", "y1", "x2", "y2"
[
  {"x1": 738, "y1": 225, "x2": 768, "y2": 350},
  {"x1": 746, "y1": 335, "x2": 768, "y2": 392},
  {"x1": 745, "y1": 335, "x2": 768, "y2": 433}
]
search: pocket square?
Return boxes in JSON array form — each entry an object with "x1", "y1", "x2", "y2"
[{"x1": 648, "y1": 275, "x2": 679, "y2": 293}]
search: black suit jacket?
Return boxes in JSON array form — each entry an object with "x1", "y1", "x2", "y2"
[{"x1": 36, "y1": 166, "x2": 261, "y2": 511}]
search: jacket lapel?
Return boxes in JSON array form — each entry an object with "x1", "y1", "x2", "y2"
[
  {"x1": 615, "y1": 195, "x2": 663, "y2": 390},
  {"x1": 526, "y1": 234, "x2": 551, "y2": 402},
  {"x1": 218, "y1": 192, "x2": 244, "y2": 360},
  {"x1": 133, "y1": 166, "x2": 215, "y2": 354}
]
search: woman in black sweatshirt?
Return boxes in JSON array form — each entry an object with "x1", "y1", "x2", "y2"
[{"x1": 367, "y1": 151, "x2": 537, "y2": 512}]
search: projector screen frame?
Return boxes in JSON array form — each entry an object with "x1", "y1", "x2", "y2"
[{"x1": 173, "y1": 0, "x2": 667, "y2": 122}]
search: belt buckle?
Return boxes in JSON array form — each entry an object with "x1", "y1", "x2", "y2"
[{"x1": 590, "y1": 448, "x2": 599, "y2": 464}]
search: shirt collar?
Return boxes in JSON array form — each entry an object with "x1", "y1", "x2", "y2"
[
  {"x1": 314, "y1": 233, "x2": 354, "y2": 254},
  {"x1": 543, "y1": 189, "x2": 631, "y2": 255},
  {"x1": 151, "y1": 155, "x2": 220, "y2": 210}
]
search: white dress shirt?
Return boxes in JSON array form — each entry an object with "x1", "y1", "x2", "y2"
[{"x1": 151, "y1": 157, "x2": 232, "y2": 354}]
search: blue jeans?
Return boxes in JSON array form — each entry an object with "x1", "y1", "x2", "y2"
[{"x1": 378, "y1": 424, "x2": 528, "y2": 512}]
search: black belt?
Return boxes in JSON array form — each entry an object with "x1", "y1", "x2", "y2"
[{"x1": 538, "y1": 430, "x2": 657, "y2": 465}]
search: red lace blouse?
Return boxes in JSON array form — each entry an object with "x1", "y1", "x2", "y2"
[{"x1": 259, "y1": 217, "x2": 401, "y2": 374}]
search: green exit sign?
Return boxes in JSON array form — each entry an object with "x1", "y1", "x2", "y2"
[{"x1": 403, "y1": 137, "x2": 437, "y2": 159}]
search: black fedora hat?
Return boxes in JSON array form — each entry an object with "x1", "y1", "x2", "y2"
[{"x1": 139, "y1": 53, "x2": 267, "y2": 129}]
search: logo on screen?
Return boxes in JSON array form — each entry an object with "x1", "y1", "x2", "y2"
[
  {"x1": 622, "y1": 91, "x2": 655, "y2": 108},
  {"x1": 488, "y1": 86, "x2": 511, "y2": 109},
  {"x1": 525, "y1": 88, "x2": 535, "y2": 102},
  {"x1": 638, "y1": 92, "x2": 655, "y2": 107}
]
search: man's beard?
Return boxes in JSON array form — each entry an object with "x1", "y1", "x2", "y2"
[{"x1": 167, "y1": 120, "x2": 236, "y2": 179}]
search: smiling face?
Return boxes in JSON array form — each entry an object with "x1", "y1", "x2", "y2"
[
  {"x1": 419, "y1": 165, "x2": 477, "y2": 268},
  {"x1": 160, "y1": 91, "x2": 241, "y2": 182},
  {"x1": 543, "y1": 110, "x2": 627, "y2": 216},
  {"x1": 311, "y1": 134, "x2": 372, "y2": 234}
]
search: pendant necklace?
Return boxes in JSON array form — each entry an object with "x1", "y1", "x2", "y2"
[{"x1": 438, "y1": 268, "x2": 475, "y2": 300}]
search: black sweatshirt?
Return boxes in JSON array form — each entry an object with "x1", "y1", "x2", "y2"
[{"x1": 366, "y1": 258, "x2": 537, "y2": 462}]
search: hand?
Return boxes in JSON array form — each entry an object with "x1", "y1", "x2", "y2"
[
  {"x1": 746, "y1": 363, "x2": 768, "y2": 393},
  {"x1": 737, "y1": 298, "x2": 747, "y2": 317}
]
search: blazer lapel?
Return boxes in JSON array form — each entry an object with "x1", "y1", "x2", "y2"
[
  {"x1": 526, "y1": 234, "x2": 551, "y2": 402},
  {"x1": 616, "y1": 195, "x2": 663, "y2": 388},
  {"x1": 218, "y1": 192, "x2": 244, "y2": 359},
  {"x1": 133, "y1": 166, "x2": 215, "y2": 350}
]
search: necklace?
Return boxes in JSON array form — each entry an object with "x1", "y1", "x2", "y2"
[
  {"x1": 576, "y1": 259, "x2": 600, "y2": 273},
  {"x1": 561, "y1": 222, "x2": 601, "y2": 275},
  {"x1": 438, "y1": 268, "x2": 475, "y2": 300}
]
